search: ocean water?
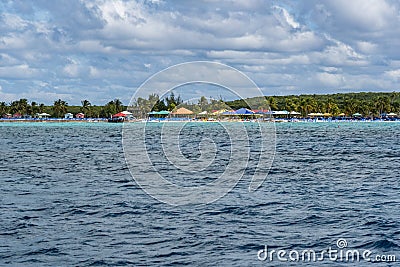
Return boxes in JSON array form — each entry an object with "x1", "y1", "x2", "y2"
[{"x1": 0, "y1": 122, "x2": 399, "y2": 266}]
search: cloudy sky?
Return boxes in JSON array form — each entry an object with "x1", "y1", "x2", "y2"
[{"x1": 1, "y1": 0, "x2": 400, "y2": 105}]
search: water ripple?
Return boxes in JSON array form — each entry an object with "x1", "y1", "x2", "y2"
[{"x1": 0, "y1": 122, "x2": 399, "y2": 266}]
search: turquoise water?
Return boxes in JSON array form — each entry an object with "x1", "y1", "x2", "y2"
[{"x1": 0, "y1": 122, "x2": 399, "y2": 266}]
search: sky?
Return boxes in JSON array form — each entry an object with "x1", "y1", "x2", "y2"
[{"x1": 1, "y1": 0, "x2": 400, "y2": 105}]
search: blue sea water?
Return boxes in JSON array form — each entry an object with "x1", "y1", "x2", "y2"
[{"x1": 0, "y1": 122, "x2": 399, "y2": 266}]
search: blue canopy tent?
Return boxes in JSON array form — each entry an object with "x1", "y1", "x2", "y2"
[{"x1": 235, "y1": 108, "x2": 254, "y2": 115}]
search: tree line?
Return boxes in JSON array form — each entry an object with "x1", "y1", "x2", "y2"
[
  {"x1": 0, "y1": 99, "x2": 125, "y2": 118},
  {"x1": 132, "y1": 91, "x2": 400, "y2": 117},
  {"x1": 227, "y1": 91, "x2": 400, "y2": 116},
  {"x1": 1, "y1": 91, "x2": 399, "y2": 118}
]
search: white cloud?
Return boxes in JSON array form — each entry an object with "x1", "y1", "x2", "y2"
[
  {"x1": 356, "y1": 41, "x2": 377, "y2": 54},
  {"x1": 0, "y1": 13, "x2": 29, "y2": 30},
  {"x1": 316, "y1": 72, "x2": 345, "y2": 87},
  {"x1": 273, "y1": 6, "x2": 300, "y2": 29},
  {"x1": 0, "y1": 0, "x2": 399, "y2": 104},
  {"x1": 0, "y1": 64, "x2": 40, "y2": 79},
  {"x1": 0, "y1": 53, "x2": 20, "y2": 66},
  {"x1": 385, "y1": 69, "x2": 400, "y2": 80},
  {"x1": 62, "y1": 64, "x2": 80, "y2": 78},
  {"x1": 320, "y1": 67, "x2": 340, "y2": 73},
  {"x1": 328, "y1": 0, "x2": 396, "y2": 31}
]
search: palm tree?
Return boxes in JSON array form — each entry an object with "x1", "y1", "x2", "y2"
[
  {"x1": 267, "y1": 97, "x2": 278, "y2": 110},
  {"x1": 344, "y1": 99, "x2": 359, "y2": 115},
  {"x1": 9, "y1": 101, "x2": 19, "y2": 114},
  {"x1": 393, "y1": 99, "x2": 400, "y2": 114},
  {"x1": 300, "y1": 97, "x2": 316, "y2": 116},
  {"x1": 0, "y1": 102, "x2": 8, "y2": 116},
  {"x1": 284, "y1": 98, "x2": 296, "y2": 112},
  {"x1": 114, "y1": 99, "x2": 123, "y2": 113},
  {"x1": 198, "y1": 96, "x2": 208, "y2": 111},
  {"x1": 81, "y1": 99, "x2": 92, "y2": 117},
  {"x1": 38, "y1": 103, "x2": 45, "y2": 113},
  {"x1": 53, "y1": 99, "x2": 68, "y2": 118},
  {"x1": 389, "y1": 91, "x2": 398, "y2": 112},
  {"x1": 17, "y1": 99, "x2": 29, "y2": 115},
  {"x1": 148, "y1": 94, "x2": 160, "y2": 111},
  {"x1": 136, "y1": 97, "x2": 151, "y2": 117},
  {"x1": 100, "y1": 100, "x2": 117, "y2": 118},
  {"x1": 31, "y1": 101, "x2": 38, "y2": 115},
  {"x1": 324, "y1": 98, "x2": 339, "y2": 115},
  {"x1": 375, "y1": 96, "x2": 389, "y2": 116}
]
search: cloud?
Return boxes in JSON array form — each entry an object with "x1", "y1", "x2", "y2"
[
  {"x1": 327, "y1": 0, "x2": 396, "y2": 31},
  {"x1": 356, "y1": 41, "x2": 377, "y2": 54},
  {"x1": 0, "y1": 64, "x2": 40, "y2": 79},
  {"x1": 385, "y1": 69, "x2": 400, "y2": 80},
  {"x1": 0, "y1": 13, "x2": 29, "y2": 31},
  {"x1": 315, "y1": 72, "x2": 345, "y2": 87},
  {"x1": 273, "y1": 6, "x2": 300, "y2": 29},
  {"x1": 0, "y1": 0, "x2": 399, "y2": 104}
]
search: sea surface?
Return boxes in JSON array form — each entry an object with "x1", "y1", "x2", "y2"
[{"x1": 0, "y1": 122, "x2": 399, "y2": 266}]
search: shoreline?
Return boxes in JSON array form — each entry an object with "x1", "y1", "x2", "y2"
[
  {"x1": 1, "y1": 118, "x2": 400, "y2": 124},
  {"x1": 0, "y1": 119, "x2": 108, "y2": 123}
]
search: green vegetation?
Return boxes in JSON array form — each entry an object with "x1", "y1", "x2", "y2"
[
  {"x1": 226, "y1": 91, "x2": 400, "y2": 116},
  {"x1": 0, "y1": 98, "x2": 125, "y2": 118},
  {"x1": 131, "y1": 91, "x2": 400, "y2": 117}
]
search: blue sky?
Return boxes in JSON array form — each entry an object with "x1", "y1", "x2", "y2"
[{"x1": 1, "y1": 0, "x2": 400, "y2": 105}]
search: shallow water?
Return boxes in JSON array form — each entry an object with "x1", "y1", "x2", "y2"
[{"x1": 0, "y1": 122, "x2": 399, "y2": 266}]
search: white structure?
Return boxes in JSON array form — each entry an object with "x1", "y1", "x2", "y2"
[
  {"x1": 64, "y1": 113, "x2": 74, "y2": 119},
  {"x1": 36, "y1": 113, "x2": 51, "y2": 119}
]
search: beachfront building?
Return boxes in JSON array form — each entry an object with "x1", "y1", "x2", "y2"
[
  {"x1": 13, "y1": 113, "x2": 23, "y2": 118},
  {"x1": 36, "y1": 113, "x2": 50, "y2": 119},
  {"x1": 109, "y1": 112, "x2": 125, "y2": 122},
  {"x1": 196, "y1": 111, "x2": 208, "y2": 120},
  {"x1": 109, "y1": 111, "x2": 135, "y2": 122},
  {"x1": 64, "y1": 113, "x2": 74, "y2": 119},
  {"x1": 76, "y1": 113, "x2": 85, "y2": 119},
  {"x1": 121, "y1": 111, "x2": 134, "y2": 120},
  {"x1": 171, "y1": 107, "x2": 194, "y2": 120},
  {"x1": 147, "y1": 110, "x2": 169, "y2": 120}
]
